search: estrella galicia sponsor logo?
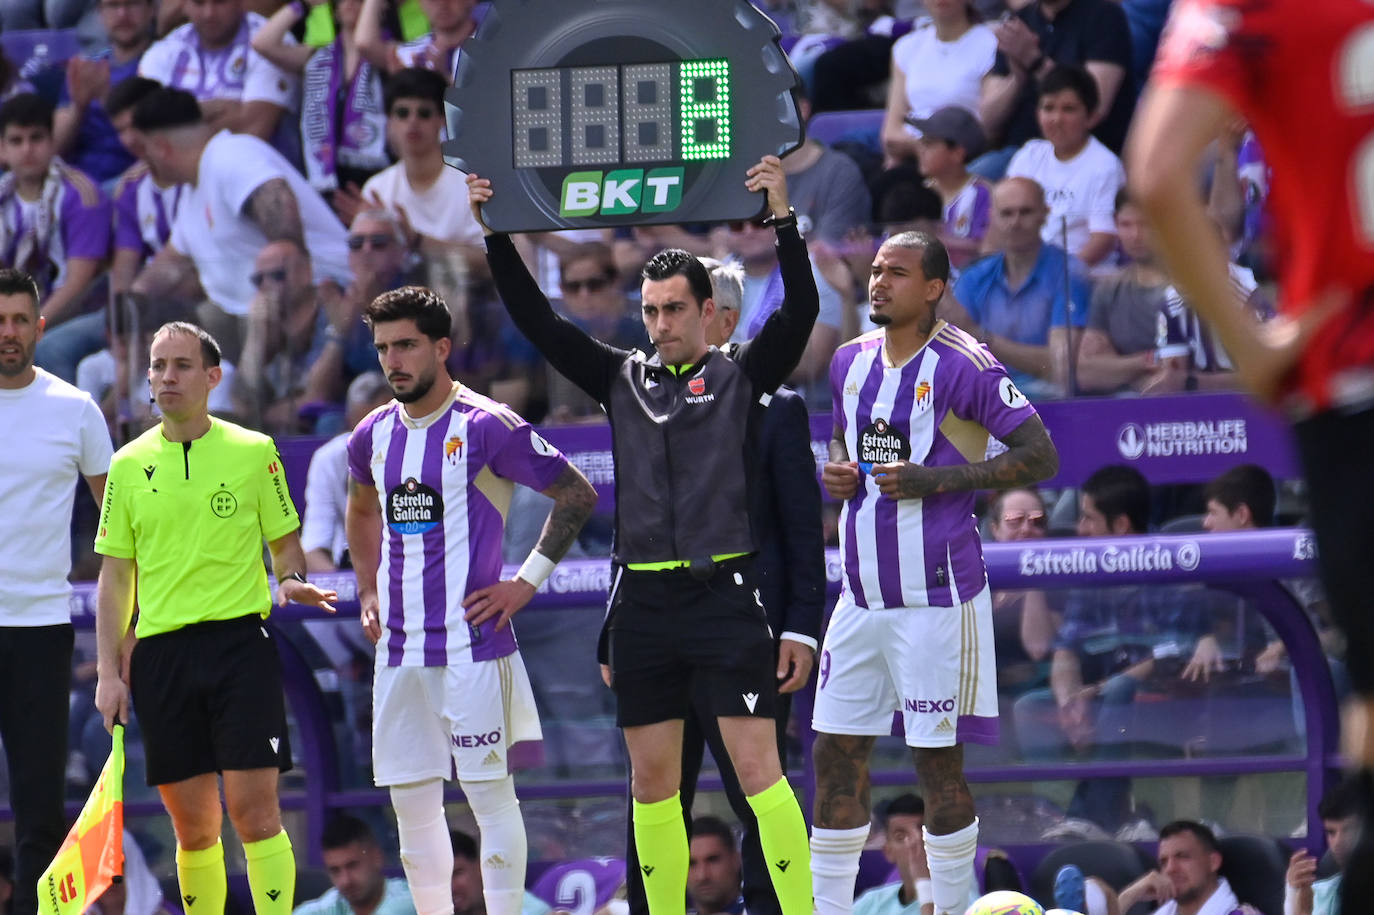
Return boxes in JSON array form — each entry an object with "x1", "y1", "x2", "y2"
[
  {"x1": 1017, "y1": 540, "x2": 1202, "y2": 576},
  {"x1": 904, "y1": 697, "x2": 955, "y2": 714},
  {"x1": 452, "y1": 729, "x2": 502, "y2": 748},
  {"x1": 857, "y1": 417, "x2": 910, "y2": 473},
  {"x1": 210, "y1": 487, "x2": 238, "y2": 518},
  {"x1": 559, "y1": 168, "x2": 685, "y2": 217},
  {"x1": 1117, "y1": 419, "x2": 1248, "y2": 460},
  {"x1": 387, "y1": 477, "x2": 443, "y2": 534}
]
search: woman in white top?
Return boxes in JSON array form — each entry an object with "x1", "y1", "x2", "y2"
[{"x1": 880, "y1": 0, "x2": 996, "y2": 169}]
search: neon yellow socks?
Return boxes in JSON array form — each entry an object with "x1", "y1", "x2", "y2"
[
  {"x1": 747, "y1": 779, "x2": 813, "y2": 915},
  {"x1": 175, "y1": 840, "x2": 227, "y2": 915},
  {"x1": 632, "y1": 793, "x2": 688, "y2": 915},
  {"x1": 244, "y1": 830, "x2": 296, "y2": 915}
]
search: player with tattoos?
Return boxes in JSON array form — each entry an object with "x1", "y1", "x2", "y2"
[
  {"x1": 127, "y1": 86, "x2": 350, "y2": 360},
  {"x1": 344, "y1": 286, "x2": 597, "y2": 915},
  {"x1": 811, "y1": 232, "x2": 1059, "y2": 915}
]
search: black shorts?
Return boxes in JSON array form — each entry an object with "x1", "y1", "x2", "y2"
[
  {"x1": 604, "y1": 558, "x2": 778, "y2": 727},
  {"x1": 130, "y1": 614, "x2": 292, "y2": 785}
]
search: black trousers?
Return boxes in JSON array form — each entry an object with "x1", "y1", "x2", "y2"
[
  {"x1": 1294, "y1": 405, "x2": 1374, "y2": 695},
  {"x1": 0, "y1": 624, "x2": 74, "y2": 915},
  {"x1": 624, "y1": 656, "x2": 791, "y2": 915}
]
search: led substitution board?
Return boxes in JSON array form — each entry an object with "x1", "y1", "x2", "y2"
[{"x1": 443, "y1": 0, "x2": 804, "y2": 232}]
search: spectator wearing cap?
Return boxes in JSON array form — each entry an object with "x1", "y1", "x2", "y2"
[
  {"x1": 127, "y1": 86, "x2": 350, "y2": 363},
  {"x1": 879, "y1": 1, "x2": 996, "y2": 170},
  {"x1": 909, "y1": 106, "x2": 993, "y2": 270},
  {"x1": 945, "y1": 176, "x2": 1089, "y2": 398},
  {"x1": 1006, "y1": 66, "x2": 1125, "y2": 269}
]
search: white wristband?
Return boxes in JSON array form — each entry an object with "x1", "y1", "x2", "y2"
[
  {"x1": 516, "y1": 552, "x2": 556, "y2": 589},
  {"x1": 915, "y1": 879, "x2": 933, "y2": 908}
]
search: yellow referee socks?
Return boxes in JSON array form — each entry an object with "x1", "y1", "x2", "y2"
[
  {"x1": 244, "y1": 830, "x2": 296, "y2": 915},
  {"x1": 632, "y1": 793, "x2": 688, "y2": 915},
  {"x1": 747, "y1": 779, "x2": 813, "y2": 915},
  {"x1": 175, "y1": 840, "x2": 227, "y2": 915}
]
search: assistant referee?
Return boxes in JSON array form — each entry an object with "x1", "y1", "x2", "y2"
[
  {"x1": 94, "y1": 322, "x2": 337, "y2": 915},
  {"x1": 468, "y1": 157, "x2": 818, "y2": 915}
]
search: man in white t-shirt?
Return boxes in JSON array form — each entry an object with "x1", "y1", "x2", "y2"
[
  {"x1": 1005, "y1": 65, "x2": 1124, "y2": 269},
  {"x1": 138, "y1": 0, "x2": 298, "y2": 143},
  {"x1": 0, "y1": 267, "x2": 112, "y2": 915},
  {"x1": 126, "y1": 87, "x2": 350, "y2": 361},
  {"x1": 361, "y1": 69, "x2": 485, "y2": 271}
]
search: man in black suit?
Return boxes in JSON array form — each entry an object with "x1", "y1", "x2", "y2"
[{"x1": 623, "y1": 257, "x2": 826, "y2": 915}]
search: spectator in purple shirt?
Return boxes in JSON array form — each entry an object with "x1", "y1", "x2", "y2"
[
  {"x1": 53, "y1": 0, "x2": 156, "y2": 187},
  {"x1": 0, "y1": 94, "x2": 113, "y2": 383},
  {"x1": 909, "y1": 106, "x2": 992, "y2": 270}
]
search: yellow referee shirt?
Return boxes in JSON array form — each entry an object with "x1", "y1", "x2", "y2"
[{"x1": 94, "y1": 417, "x2": 301, "y2": 637}]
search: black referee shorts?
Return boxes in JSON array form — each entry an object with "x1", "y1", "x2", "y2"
[
  {"x1": 604, "y1": 557, "x2": 778, "y2": 727},
  {"x1": 130, "y1": 614, "x2": 292, "y2": 785}
]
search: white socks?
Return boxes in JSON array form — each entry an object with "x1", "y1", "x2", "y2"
[
  {"x1": 462, "y1": 776, "x2": 528, "y2": 915},
  {"x1": 922, "y1": 818, "x2": 978, "y2": 915},
  {"x1": 392, "y1": 780, "x2": 456, "y2": 915},
  {"x1": 810, "y1": 825, "x2": 870, "y2": 915}
]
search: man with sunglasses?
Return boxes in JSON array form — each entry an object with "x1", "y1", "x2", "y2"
[
  {"x1": 469, "y1": 157, "x2": 818, "y2": 915},
  {"x1": 231, "y1": 239, "x2": 376, "y2": 433},
  {"x1": 360, "y1": 68, "x2": 485, "y2": 263}
]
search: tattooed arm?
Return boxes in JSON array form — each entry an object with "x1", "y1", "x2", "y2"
[
  {"x1": 243, "y1": 178, "x2": 306, "y2": 249},
  {"x1": 462, "y1": 463, "x2": 597, "y2": 629},
  {"x1": 871, "y1": 414, "x2": 1059, "y2": 501}
]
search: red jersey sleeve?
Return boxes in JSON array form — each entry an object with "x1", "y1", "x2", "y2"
[{"x1": 1151, "y1": 0, "x2": 1268, "y2": 111}]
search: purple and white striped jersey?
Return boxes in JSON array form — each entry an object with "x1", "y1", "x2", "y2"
[
  {"x1": 831, "y1": 322, "x2": 1038, "y2": 610},
  {"x1": 346, "y1": 383, "x2": 569, "y2": 667},
  {"x1": 942, "y1": 175, "x2": 992, "y2": 244}
]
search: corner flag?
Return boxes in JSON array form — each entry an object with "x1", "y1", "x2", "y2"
[{"x1": 38, "y1": 723, "x2": 125, "y2": 915}]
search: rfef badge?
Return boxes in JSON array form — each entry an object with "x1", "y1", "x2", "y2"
[{"x1": 444, "y1": 0, "x2": 804, "y2": 232}]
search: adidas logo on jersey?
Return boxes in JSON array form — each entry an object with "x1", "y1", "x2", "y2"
[
  {"x1": 934, "y1": 717, "x2": 954, "y2": 734},
  {"x1": 482, "y1": 749, "x2": 502, "y2": 766},
  {"x1": 844, "y1": 381, "x2": 859, "y2": 396},
  {"x1": 485, "y1": 854, "x2": 508, "y2": 869},
  {"x1": 742, "y1": 692, "x2": 759, "y2": 713}
]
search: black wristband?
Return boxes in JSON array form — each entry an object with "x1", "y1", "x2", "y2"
[
  {"x1": 763, "y1": 207, "x2": 798, "y2": 229},
  {"x1": 284, "y1": 572, "x2": 307, "y2": 585}
]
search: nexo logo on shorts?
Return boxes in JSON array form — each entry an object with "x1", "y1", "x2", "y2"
[
  {"x1": 452, "y1": 729, "x2": 502, "y2": 748},
  {"x1": 904, "y1": 698, "x2": 955, "y2": 714},
  {"x1": 210, "y1": 490, "x2": 238, "y2": 518}
]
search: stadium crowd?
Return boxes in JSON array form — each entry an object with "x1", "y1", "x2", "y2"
[{"x1": 0, "y1": 1, "x2": 1341, "y2": 915}]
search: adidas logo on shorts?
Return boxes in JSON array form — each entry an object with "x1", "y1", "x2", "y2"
[
  {"x1": 482, "y1": 749, "x2": 501, "y2": 766},
  {"x1": 935, "y1": 717, "x2": 954, "y2": 734},
  {"x1": 485, "y1": 854, "x2": 508, "y2": 869}
]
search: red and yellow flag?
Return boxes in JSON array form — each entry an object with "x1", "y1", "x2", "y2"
[{"x1": 38, "y1": 724, "x2": 125, "y2": 915}]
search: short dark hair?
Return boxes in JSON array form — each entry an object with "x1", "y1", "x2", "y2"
[
  {"x1": 450, "y1": 830, "x2": 478, "y2": 862},
  {"x1": 0, "y1": 268, "x2": 41, "y2": 313},
  {"x1": 0, "y1": 93, "x2": 54, "y2": 135},
  {"x1": 1158, "y1": 820, "x2": 1221, "y2": 856},
  {"x1": 321, "y1": 814, "x2": 377, "y2": 851},
  {"x1": 691, "y1": 816, "x2": 736, "y2": 850},
  {"x1": 881, "y1": 230, "x2": 951, "y2": 285},
  {"x1": 152, "y1": 321, "x2": 222, "y2": 368},
  {"x1": 881, "y1": 793, "x2": 925, "y2": 826},
  {"x1": 385, "y1": 67, "x2": 447, "y2": 115},
  {"x1": 1319, "y1": 778, "x2": 1363, "y2": 822},
  {"x1": 1204, "y1": 463, "x2": 1276, "y2": 527},
  {"x1": 560, "y1": 241, "x2": 617, "y2": 281},
  {"x1": 106, "y1": 75, "x2": 164, "y2": 119},
  {"x1": 132, "y1": 86, "x2": 202, "y2": 132},
  {"x1": 641, "y1": 249, "x2": 713, "y2": 309},
  {"x1": 1114, "y1": 187, "x2": 1135, "y2": 216},
  {"x1": 364, "y1": 285, "x2": 453, "y2": 340},
  {"x1": 1082, "y1": 464, "x2": 1150, "y2": 534},
  {"x1": 1039, "y1": 64, "x2": 1100, "y2": 116}
]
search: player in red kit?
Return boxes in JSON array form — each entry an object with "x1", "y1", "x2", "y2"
[{"x1": 1128, "y1": 1, "x2": 1374, "y2": 909}]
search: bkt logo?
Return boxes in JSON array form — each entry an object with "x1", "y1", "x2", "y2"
[
  {"x1": 452, "y1": 729, "x2": 502, "y2": 748},
  {"x1": 560, "y1": 168, "x2": 685, "y2": 217},
  {"x1": 904, "y1": 698, "x2": 955, "y2": 714}
]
